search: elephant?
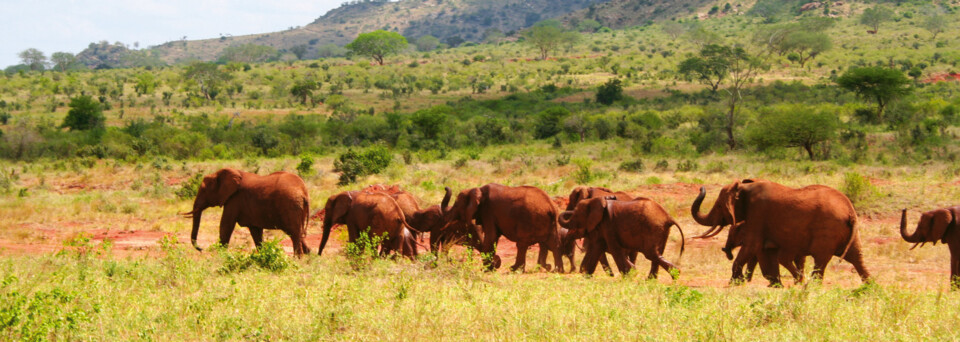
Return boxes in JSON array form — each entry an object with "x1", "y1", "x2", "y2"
[
  {"x1": 318, "y1": 191, "x2": 419, "y2": 259},
  {"x1": 182, "y1": 168, "x2": 311, "y2": 257},
  {"x1": 556, "y1": 186, "x2": 638, "y2": 274},
  {"x1": 441, "y1": 183, "x2": 564, "y2": 272},
  {"x1": 900, "y1": 207, "x2": 960, "y2": 289},
  {"x1": 721, "y1": 221, "x2": 805, "y2": 283},
  {"x1": 691, "y1": 179, "x2": 871, "y2": 286},
  {"x1": 559, "y1": 197, "x2": 684, "y2": 279}
]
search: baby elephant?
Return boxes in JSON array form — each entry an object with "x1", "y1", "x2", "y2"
[{"x1": 559, "y1": 197, "x2": 685, "y2": 279}]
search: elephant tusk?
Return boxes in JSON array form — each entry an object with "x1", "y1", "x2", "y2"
[
  {"x1": 693, "y1": 225, "x2": 720, "y2": 239},
  {"x1": 910, "y1": 242, "x2": 921, "y2": 250}
]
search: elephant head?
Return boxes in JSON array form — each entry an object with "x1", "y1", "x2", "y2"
[
  {"x1": 565, "y1": 186, "x2": 617, "y2": 211},
  {"x1": 901, "y1": 208, "x2": 957, "y2": 249},
  {"x1": 183, "y1": 168, "x2": 243, "y2": 252},
  {"x1": 406, "y1": 187, "x2": 452, "y2": 252},
  {"x1": 318, "y1": 191, "x2": 356, "y2": 256},
  {"x1": 441, "y1": 186, "x2": 484, "y2": 241},
  {"x1": 558, "y1": 196, "x2": 611, "y2": 235},
  {"x1": 691, "y1": 180, "x2": 756, "y2": 239}
]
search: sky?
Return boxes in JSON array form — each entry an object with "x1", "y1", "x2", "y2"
[{"x1": 1, "y1": 0, "x2": 345, "y2": 68}]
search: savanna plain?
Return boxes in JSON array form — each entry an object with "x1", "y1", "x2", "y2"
[{"x1": 4, "y1": 0, "x2": 960, "y2": 340}]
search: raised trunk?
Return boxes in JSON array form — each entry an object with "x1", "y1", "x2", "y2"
[
  {"x1": 691, "y1": 187, "x2": 717, "y2": 226},
  {"x1": 558, "y1": 211, "x2": 574, "y2": 229},
  {"x1": 900, "y1": 209, "x2": 923, "y2": 243},
  {"x1": 440, "y1": 186, "x2": 452, "y2": 219}
]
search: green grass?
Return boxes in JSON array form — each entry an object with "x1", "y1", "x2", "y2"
[{"x1": 2, "y1": 245, "x2": 960, "y2": 340}]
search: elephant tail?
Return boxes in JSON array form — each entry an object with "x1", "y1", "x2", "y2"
[
  {"x1": 837, "y1": 216, "x2": 858, "y2": 264},
  {"x1": 669, "y1": 220, "x2": 685, "y2": 264}
]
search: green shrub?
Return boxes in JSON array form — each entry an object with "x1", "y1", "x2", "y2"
[
  {"x1": 654, "y1": 159, "x2": 670, "y2": 171},
  {"x1": 345, "y1": 230, "x2": 386, "y2": 270},
  {"x1": 175, "y1": 173, "x2": 203, "y2": 200},
  {"x1": 842, "y1": 172, "x2": 876, "y2": 204},
  {"x1": 333, "y1": 145, "x2": 393, "y2": 185},
  {"x1": 296, "y1": 155, "x2": 314, "y2": 176},
  {"x1": 61, "y1": 95, "x2": 105, "y2": 131},
  {"x1": 572, "y1": 158, "x2": 595, "y2": 184},
  {"x1": 619, "y1": 159, "x2": 645, "y2": 173},
  {"x1": 677, "y1": 160, "x2": 698, "y2": 172},
  {"x1": 595, "y1": 79, "x2": 623, "y2": 105},
  {"x1": 218, "y1": 239, "x2": 290, "y2": 274}
]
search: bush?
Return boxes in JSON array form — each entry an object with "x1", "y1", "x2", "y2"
[
  {"x1": 572, "y1": 158, "x2": 595, "y2": 184},
  {"x1": 62, "y1": 95, "x2": 105, "y2": 131},
  {"x1": 534, "y1": 107, "x2": 570, "y2": 139},
  {"x1": 595, "y1": 79, "x2": 624, "y2": 105},
  {"x1": 842, "y1": 172, "x2": 876, "y2": 205},
  {"x1": 334, "y1": 145, "x2": 393, "y2": 185},
  {"x1": 175, "y1": 173, "x2": 203, "y2": 200},
  {"x1": 619, "y1": 159, "x2": 645, "y2": 173},
  {"x1": 218, "y1": 239, "x2": 290, "y2": 274},
  {"x1": 296, "y1": 155, "x2": 314, "y2": 176},
  {"x1": 677, "y1": 160, "x2": 698, "y2": 172},
  {"x1": 345, "y1": 230, "x2": 386, "y2": 270}
]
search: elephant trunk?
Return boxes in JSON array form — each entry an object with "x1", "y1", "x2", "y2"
[
  {"x1": 900, "y1": 209, "x2": 923, "y2": 244},
  {"x1": 558, "y1": 211, "x2": 574, "y2": 229},
  {"x1": 691, "y1": 186, "x2": 715, "y2": 227},
  {"x1": 440, "y1": 186, "x2": 452, "y2": 216},
  {"x1": 190, "y1": 208, "x2": 203, "y2": 252},
  {"x1": 318, "y1": 212, "x2": 334, "y2": 256}
]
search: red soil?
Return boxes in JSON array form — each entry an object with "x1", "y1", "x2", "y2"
[{"x1": 923, "y1": 73, "x2": 960, "y2": 84}]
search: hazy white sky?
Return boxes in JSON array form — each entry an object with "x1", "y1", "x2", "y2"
[{"x1": 1, "y1": 0, "x2": 345, "y2": 68}]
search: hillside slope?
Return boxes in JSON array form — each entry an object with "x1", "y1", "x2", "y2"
[{"x1": 144, "y1": 0, "x2": 606, "y2": 64}]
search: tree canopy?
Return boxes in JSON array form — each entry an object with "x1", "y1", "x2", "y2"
[
  {"x1": 61, "y1": 95, "x2": 105, "y2": 131},
  {"x1": 836, "y1": 66, "x2": 912, "y2": 122},
  {"x1": 747, "y1": 104, "x2": 838, "y2": 160},
  {"x1": 18, "y1": 48, "x2": 47, "y2": 71},
  {"x1": 522, "y1": 21, "x2": 579, "y2": 60},
  {"x1": 346, "y1": 30, "x2": 408, "y2": 65},
  {"x1": 678, "y1": 44, "x2": 733, "y2": 93},
  {"x1": 860, "y1": 5, "x2": 894, "y2": 32}
]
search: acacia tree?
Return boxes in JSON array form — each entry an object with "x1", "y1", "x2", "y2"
[
  {"x1": 748, "y1": 105, "x2": 838, "y2": 160},
  {"x1": 677, "y1": 44, "x2": 732, "y2": 93},
  {"x1": 836, "y1": 66, "x2": 911, "y2": 122},
  {"x1": 722, "y1": 46, "x2": 766, "y2": 149},
  {"x1": 781, "y1": 31, "x2": 832, "y2": 67},
  {"x1": 50, "y1": 52, "x2": 76, "y2": 72},
  {"x1": 18, "y1": 48, "x2": 47, "y2": 71},
  {"x1": 921, "y1": 10, "x2": 948, "y2": 39},
  {"x1": 346, "y1": 30, "x2": 408, "y2": 65},
  {"x1": 182, "y1": 62, "x2": 231, "y2": 100},
  {"x1": 860, "y1": 5, "x2": 894, "y2": 33},
  {"x1": 523, "y1": 21, "x2": 578, "y2": 60}
]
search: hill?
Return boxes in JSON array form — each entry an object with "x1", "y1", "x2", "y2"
[{"x1": 141, "y1": 0, "x2": 608, "y2": 65}]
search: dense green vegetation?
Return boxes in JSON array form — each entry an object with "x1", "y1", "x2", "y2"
[{"x1": 2, "y1": 1, "x2": 960, "y2": 181}]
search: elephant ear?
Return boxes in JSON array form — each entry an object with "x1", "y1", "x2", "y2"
[
  {"x1": 568, "y1": 187, "x2": 588, "y2": 210},
  {"x1": 930, "y1": 208, "x2": 954, "y2": 244},
  {"x1": 584, "y1": 197, "x2": 606, "y2": 233},
  {"x1": 464, "y1": 188, "x2": 483, "y2": 224},
  {"x1": 329, "y1": 192, "x2": 354, "y2": 224},
  {"x1": 216, "y1": 169, "x2": 243, "y2": 206},
  {"x1": 720, "y1": 181, "x2": 741, "y2": 226}
]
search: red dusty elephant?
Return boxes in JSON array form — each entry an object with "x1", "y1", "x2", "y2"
[
  {"x1": 559, "y1": 197, "x2": 684, "y2": 279},
  {"x1": 318, "y1": 191, "x2": 419, "y2": 259},
  {"x1": 556, "y1": 186, "x2": 637, "y2": 274},
  {"x1": 900, "y1": 206, "x2": 960, "y2": 289},
  {"x1": 691, "y1": 179, "x2": 871, "y2": 286},
  {"x1": 183, "y1": 168, "x2": 311, "y2": 257},
  {"x1": 441, "y1": 183, "x2": 564, "y2": 272}
]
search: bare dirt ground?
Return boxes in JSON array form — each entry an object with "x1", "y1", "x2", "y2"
[{"x1": 0, "y1": 180, "x2": 952, "y2": 290}]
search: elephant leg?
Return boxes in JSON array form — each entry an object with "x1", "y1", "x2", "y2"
[
  {"x1": 841, "y1": 245, "x2": 871, "y2": 282},
  {"x1": 795, "y1": 256, "x2": 806, "y2": 277},
  {"x1": 758, "y1": 249, "x2": 782, "y2": 287},
  {"x1": 218, "y1": 215, "x2": 238, "y2": 248},
  {"x1": 581, "y1": 241, "x2": 604, "y2": 275},
  {"x1": 778, "y1": 253, "x2": 803, "y2": 284},
  {"x1": 811, "y1": 254, "x2": 831, "y2": 280},
  {"x1": 249, "y1": 227, "x2": 264, "y2": 248},
  {"x1": 951, "y1": 252, "x2": 960, "y2": 290},
  {"x1": 512, "y1": 242, "x2": 530, "y2": 273},
  {"x1": 745, "y1": 257, "x2": 758, "y2": 282},
  {"x1": 548, "y1": 231, "x2": 565, "y2": 274},
  {"x1": 729, "y1": 249, "x2": 751, "y2": 284},
  {"x1": 629, "y1": 250, "x2": 639, "y2": 265},
  {"x1": 597, "y1": 247, "x2": 615, "y2": 276},
  {"x1": 479, "y1": 230, "x2": 500, "y2": 271},
  {"x1": 648, "y1": 252, "x2": 660, "y2": 279},
  {"x1": 289, "y1": 229, "x2": 305, "y2": 257},
  {"x1": 604, "y1": 236, "x2": 634, "y2": 276},
  {"x1": 536, "y1": 243, "x2": 552, "y2": 272}
]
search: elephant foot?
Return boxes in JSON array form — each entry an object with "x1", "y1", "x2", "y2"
[
  {"x1": 541, "y1": 264, "x2": 552, "y2": 272},
  {"x1": 729, "y1": 277, "x2": 746, "y2": 286}
]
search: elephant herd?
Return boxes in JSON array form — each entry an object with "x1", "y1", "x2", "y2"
[{"x1": 185, "y1": 168, "x2": 960, "y2": 288}]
